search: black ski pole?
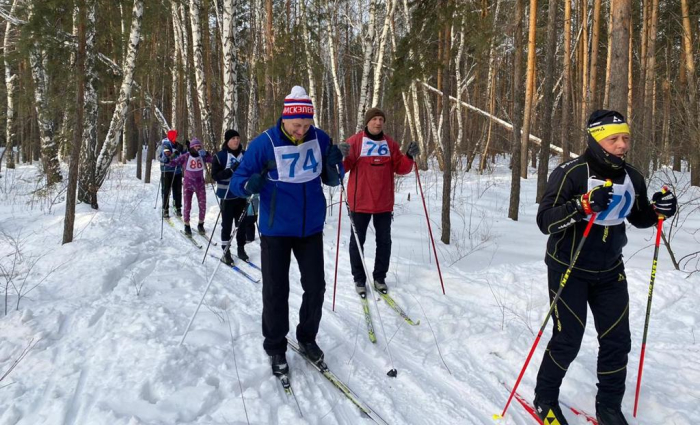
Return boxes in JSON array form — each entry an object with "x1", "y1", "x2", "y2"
[{"x1": 633, "y1": 186, "x2": 668, "y2": 418}]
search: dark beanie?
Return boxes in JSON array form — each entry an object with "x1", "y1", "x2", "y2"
[
  {"x1": 363, "y1": 108, "x2": 386, "y2": 127},
  {"x1": 224, "y1": 129, "x2": 240, "y2": 142}
]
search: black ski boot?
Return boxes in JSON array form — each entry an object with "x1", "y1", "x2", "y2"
[
  {"x1": 221, "y1": 249, "x2": 234, "y2": 266},
  {"x1": 298, "y1": 341, "x2": 324, "y2": 365},
  {"x1": 162, "y1": 209, "x2": 170, "y2": 219},
  {"x1": 355, "y1": 280, "x2": 366, "y2": 296},
  {"x1": 596, "y1": 402, "x2": 628, "y2": 425},
  {"x1": 197, "y1": 223, "x2": 206, "y2": 235},
  {"x1": 184, "y1": 224, "x2": 192, "y2": 236},
  {"x1": 175, "y1": 208, "x2": 182, "y2": 217},
  {"x1": 374, "y1": 278, "x2": 388, "y2": 294},
  {"x1": 237, "y1": 245, "x2": 249, "y2": 261},
  {"x1": 534, "y1": 397, "x2": 570, "y2": 425},
  {"x1": 270, "y1": 353, "x2": 289, "y2": 376}
]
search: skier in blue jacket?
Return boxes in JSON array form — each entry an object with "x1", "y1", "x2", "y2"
[{"x1": 230, "y1": 86, "x2": 344, "y2": 378}]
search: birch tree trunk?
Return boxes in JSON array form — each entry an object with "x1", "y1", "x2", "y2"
[
  {"x1": 536, "y1": 0, "x2": 557, "y2": 202},
  {"x1": 177, "y1": 3, "x2": 196, "y2": 136},
  {"x1": 189, "y1": 0, "x2": 215, "y2": 148},
  {"x1": 479, "y1": 0, "x2": 501, "y2": 173},
  {"x1": 519, "y1": 0, "x2": 537, "y2": 179},
  {"x1": 247, "y1": 0, "x2": 262, "y2": 140},
  {"x1": 299, "y1": 0, "x2": 317, "y2": 113},
  {"x1": 93, "y1": 0, "x2": 143, "y2": 188},
  {"x1": 370, "y1": 0, "x2": 395, "y2": 108},
  {"x1": 77, "y1": 0, "x2": 98, "y2": 207},
  {"x1": 609, "y1": 0, "x2": 630, "y2": 116},
  {"x1": 326, "y1": 0, "x2": 345, "y2": 140},
  {"x1": 171, "y1": 1, "x2": 181, "y2": 129},
  {"x1": 27, "y1": 5, "x2": 61, "y2": 185},
  {"x1": 355, "y1": 0, "x2": 377, "y2": 131},
  {"x1": 4, "y1": 0, "x2": 18, "y2": 169},
  {"x1": 221, "y1": 0, "x2": 237, "y2": 134}
]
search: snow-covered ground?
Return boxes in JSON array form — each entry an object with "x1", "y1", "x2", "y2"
[{"x1": 0, "y1": 155, "x2": 698, "y2": 425}]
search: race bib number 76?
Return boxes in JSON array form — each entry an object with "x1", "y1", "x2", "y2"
[{"x1": 360, "y1": 137, "x2": 390, "y2": 157}]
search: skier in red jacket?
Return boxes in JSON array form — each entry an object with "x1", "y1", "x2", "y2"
[{"x1": 339, "y1": 108, "x2": 420, "y2": 295}]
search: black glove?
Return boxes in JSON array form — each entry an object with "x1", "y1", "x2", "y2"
[
  {"x1": 652, "y1": 189, "x2": 677, "y2": 218},
  {"x1": 406, "y1": 142, "x2": 420, "y2": 160},
  {"x1": 326, "y1": 144, "x2": 343, "y2": 168},
  {"x1": 578, "y1": 183, "x2": 614, "y2": 215},
  {"x1": 244, "y1": 173, "x2": 266, "y2": 195},
  {"x1": 338, "y1": 142, "x2": 351, "y2": 158}
]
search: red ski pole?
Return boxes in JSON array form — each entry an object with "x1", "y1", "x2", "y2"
[
  {"x1": 414, "y1": 163, "x2": 446, "y2": 295},
  {"x1": 332, "y1": 186, "x2": 343, "y2": 311},
  {"x1": 495, "y1": 207, "x2": 603, "y2": 420},
  {"x1": 633, "y1": 190, "x2": 667, "y2": 417}
]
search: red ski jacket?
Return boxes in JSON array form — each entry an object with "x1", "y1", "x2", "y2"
[{"x1": 342, "y1": 130, "x2": 414, "y2": 213}]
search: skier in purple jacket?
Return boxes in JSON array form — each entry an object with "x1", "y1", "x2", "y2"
[{"x1": 165, "y1": 138, "x2": 213, "y2": 235}]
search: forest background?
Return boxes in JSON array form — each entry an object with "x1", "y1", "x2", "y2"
[{"x1": 0, "y1": 0, "x2": 698, "y2": 245}]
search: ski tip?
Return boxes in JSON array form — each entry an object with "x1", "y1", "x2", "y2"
[
  {"x1": 492, "y1": 413, "x2": 503, "y2": 421},
  {"x1": 387, "y1": 368, "x2": 397, "y2": 378}
]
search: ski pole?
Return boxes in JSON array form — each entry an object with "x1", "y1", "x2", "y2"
[
  {"x1": 154, "y1": 175, "x2": 161, "y2": 209},
  {"x1": 633, "y1": 188, "x2": 668, "y2": 417},
  {"x1": 414, "y1": 161, "x2": 446, "y2": 295},
  {"x1": 181, "y1": 205, "x2": 248, "y2": 346},
  {"x1": 495, "y1": 188, "x2": 608, "y2": 420},
  {"x1": 180, "y1": 163, "x2": 272, "y2": 345},
  {"x1": 332, "y1": 184, "x2": 343, "y2": 312},
  {"x1": 335, "y1": 161, "x2": 398, "y2": 377},
  {"x1": 202, "y1": 208, "x2": 222, "y2": 263}
]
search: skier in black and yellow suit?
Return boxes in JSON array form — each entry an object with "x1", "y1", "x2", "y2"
[{"x1": 533, "y1": 110, "x2": 677, "y2": 425}]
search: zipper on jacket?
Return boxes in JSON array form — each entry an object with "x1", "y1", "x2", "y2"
[{"x1": 302, "y1": 182, "x2": 307, "y2": 237}]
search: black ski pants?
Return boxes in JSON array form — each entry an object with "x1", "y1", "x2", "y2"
[
  {"x1": 260, "y1": 232, "x2": 326, "y2": 355},
  {"x1": 348, "y1": 211, "x2": 392, "y2": 284},
  {"x1": 535, "y1": 267, "x2": 631, "y2": 408},
  {"x1": 220, "y1": 197, "x2": 247, "y2": 249},
  {"x1": 161, "y1": 172, "x2": 182, "y2": 211}
]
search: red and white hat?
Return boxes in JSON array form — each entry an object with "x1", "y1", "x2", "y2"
[{"x1": 282, "y1": 86, "x2": 314, "y2": 120}]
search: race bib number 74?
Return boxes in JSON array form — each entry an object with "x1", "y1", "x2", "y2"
[{"x1": 272, "y1": 139, "x2": 323, "y2": 183}]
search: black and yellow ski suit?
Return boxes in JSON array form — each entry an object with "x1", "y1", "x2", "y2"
[{"x1": 534, "y1": 147, "x2": 658, "y2": 409}]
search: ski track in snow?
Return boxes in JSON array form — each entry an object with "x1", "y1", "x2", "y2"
[{"x1": 0, "y1": 159, "x2": 699, "y2": 424}]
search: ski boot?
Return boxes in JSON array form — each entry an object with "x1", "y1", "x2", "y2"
[
  {"x1": 534, "y1": 397, "x2": 569, "y2": 425},
  {"x1": 355, "y1": 280, "x2": 367, "y2": 296},
  {"x1": 162, "y1": 209, "x2": 170, "y2": 219},
  {"x1": 197, "y1": 222, "x2": 206, "y2": 235},
  {"x1": 596, "y1": 402, "x2": 628, "y2": 425},
  {"x1": 221, "y1": 249, "x2": 234, "y2": 266},
  {"x1": 373, "y1": 278, "x2": 388, "y2": 294},
  {"x1": 298, "y1": 341, "x2": 324, "y2": 365},
  {"x1": 184, "y1": 224, "x2": 192, "y2": 236},
  {"x1": 175, "y1": 208, "x2": 182, "y2": 217},
  {"x1": 237, "y1": 245, "x2": 249, "y2": 262},
  {"x1": 270, "y1": 353, "x2": 289, "y2": 376}
]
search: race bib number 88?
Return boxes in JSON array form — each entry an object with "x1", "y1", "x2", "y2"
[
  {"x1": 360, "y1": 137, "x2": 390, "y2": 157},
  {"x1": 272, "y1": 139, "x2": 323, "y2": 183}
]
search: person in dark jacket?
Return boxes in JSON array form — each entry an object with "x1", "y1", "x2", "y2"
[
  {"x1": 338, "y1": 108, "x2": 419, "y2": 295},
  {"x1": 230, "y1": 86, "x2": 344, "y2": 377},
  {"x1": 158, "y1": 129, "x2": 185, "y2": 218},
  {"x1": 211, "y1": 129, "x2": 250, "y2": 265},
  {"x1": 533, "y1": 110, "x2": 677, "y2": 425}
]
